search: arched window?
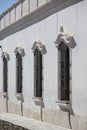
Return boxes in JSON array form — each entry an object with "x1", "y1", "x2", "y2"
[
  {"x1": 34, "y1": 48, "x2": 43, "y2": 97},
  {"x1": 3, "y1": 56, "x2": 8, "y2": 92},
  {"x1": 32, "y1": 41, "x2": 47, "y2": 98},
  {"x1": 55, "y1": 27, "x2": 76, "y2": 103},
  {"x1": 16, "y1": 52, "x2": 23, "y2": 93},
  {"x1": 58, "y1": 42, "x2": 70, "y2": 101}
]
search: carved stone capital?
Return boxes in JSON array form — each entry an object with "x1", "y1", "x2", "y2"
[
  {"x1": 2, "y1": 52, "x2": 10, "y2": 61},
  {"x1": 32, "y1": 40, "x2": 47, "y2": 55},
  {"x1": 55, "y1": 27, "x2": 76, "y2": 49},
  {"x1": 14, "y1": 47, "x2": 25, "y2": 57}
]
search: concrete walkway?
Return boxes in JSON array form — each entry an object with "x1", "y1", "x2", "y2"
[{"x1": 0, "y1": 113, "x2": 74, "y2": 130}]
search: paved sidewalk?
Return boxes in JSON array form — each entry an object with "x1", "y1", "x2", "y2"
[{"x1": 0, "y1": 113, "x2": 73, "y2": 130}]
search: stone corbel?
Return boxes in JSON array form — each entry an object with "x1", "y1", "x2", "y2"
[
  {"x1": 14, "y1": 47, "x2": 25, "y2": 57},
  {"x1": 2, "y1": 52, "x2": 10, "y2": 61},
  {"x1": 0, "y1": 92, "x2": 8, "y2": 99},
  {"x1": 15, "y1": 93, "x2": 24, "y2": 101},
  {"x1": 55, "y1": 27, "x2": 76, "y2": 49},
  {"x1": 32, "y1": 40, "x2": 47, "y2": 54}
]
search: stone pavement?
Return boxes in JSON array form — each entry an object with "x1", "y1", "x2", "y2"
[{"x1": 0, "y1": 113, "x2": 74, "y2": 130}]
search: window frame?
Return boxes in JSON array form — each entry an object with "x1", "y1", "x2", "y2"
[
  {"x1": 16, "y1": 52, "x2": 23, "y2": 94},
  {"x1": 34, "y1": 48, "x2": 43, "y2": 98},
  {"x1": 32, "y1": 41, "x2": 47, "y2": 101},
  {"x1": 58, "y1": 42, "x2": 70, "y2": 101},
  {"x1": 3, "y1": 56, "x2": 8, "y2": 93},
  {"x1": 14, "y1": 47, "x2": 25, "y2": 100},
  {"x1": 55, "y1": 29, "x2": 76, "y2": 104}
]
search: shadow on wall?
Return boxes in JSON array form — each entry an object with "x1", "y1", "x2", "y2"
[{"x1": 0, "y1": 0, "x2": 84, "y2": 40}]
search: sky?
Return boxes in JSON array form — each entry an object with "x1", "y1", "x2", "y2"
[{"x1": 0, "y1": 0, "x2": 17, "y2": 14}]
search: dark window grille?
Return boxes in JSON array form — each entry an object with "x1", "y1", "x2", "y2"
[
  {"x1": 58, "y1": 42, "x2": 70, "y2": 101},
  {"x1": 16, "y1": 52, "x2": 22, "y2": 93},
  {"x1": 34, "y1": 49, "x2": 42, "y2": 97},
  {"x1": 3, "y1": 57, "x2": 8, "y2": 92}
]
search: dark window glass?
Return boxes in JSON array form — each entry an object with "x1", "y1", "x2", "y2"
[
  {"x1": 16, "y1": 52, "x2": 22, "y2": 93},
  {"x1": 58, "y1": 42, "x2": 70, "y2": 100},
  {"x1": 3, "y1": 57, "x2": 8, "y2": 92},
  {"x1": 34, "y1": 49, "x2": 42, "y2": 97}
]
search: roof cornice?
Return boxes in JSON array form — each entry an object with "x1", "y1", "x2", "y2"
[{"x1": 0, "y1": 0, "x2": 83, "y2": 40}]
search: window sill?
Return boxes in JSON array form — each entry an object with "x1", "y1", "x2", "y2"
[
  {"x1": 2, "y1": 92, "x2": 8, "y2": 98},
  {"x1": 15, "y1": 93, "x2": 23, "y2": 101},
  {"x1": 32, "y1": 97, "x2": 43, "y2": 102},
  {"x1": 56, "y1": 100, "x2": 71, "y2": 112},
  {"x1": 56, "y1": 100, "x2": 70, "y2": 104}
]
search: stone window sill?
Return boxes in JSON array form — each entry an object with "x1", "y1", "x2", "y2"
[
  {"x1": 32, "y1": 97, "x2": 43, "y2": 102},
  {"x1": 15, "y1": 93, "x2": 23, "y2": 101},
  {"x1": 2, "y1": 92, "x2": 8, "y2": 98},
  {"x1": 56, "y1": 100, "x2": 71, "y2": 112},
  {"x1": 0, "y1": 92, "x2": 8, "y2": 98},
  {"x1": 56, "y1": 100, "x2": 70, "y2": 104}
]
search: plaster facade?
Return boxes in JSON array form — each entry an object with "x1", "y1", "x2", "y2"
[{"x1": 0, "y1": 0, "x2": 87, "y2": 129}]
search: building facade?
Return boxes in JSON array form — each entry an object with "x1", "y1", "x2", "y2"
[{"x1": 0, "y1": 0, "x2": 87, "y2": 129}]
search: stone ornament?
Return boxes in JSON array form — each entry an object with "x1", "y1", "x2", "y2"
[
  {"x1": 32, "y1": 40, "x2": 47, "y2": 55},
  {"x1": 2, "y1": 52, "x2": 10, "y2": 61},
  {"x1": 14, "y1": 47, "x2": 25, "y2": 57},
  {"x1": 55, "y1": 26, "x2": 76, "y2": 49}
]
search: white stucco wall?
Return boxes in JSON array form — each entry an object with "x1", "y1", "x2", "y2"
[
  {"x1": 0, "y1": 0, "x2": 87, "y2": 128},
  {"x1": 0, "y1": 12, "x2": 58, "y2": 112},
  {"x1": 58, "y1": 0, "x2": 87, "y2": 116}
]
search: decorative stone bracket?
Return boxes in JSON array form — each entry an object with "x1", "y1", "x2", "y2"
[
  {"x1": 14, "y1": 47, "x2": 25, "y2": 57},
  {"x1": 15, "y1": 93, "x2": 24, "y2": 101},
  {"x1": 55, "y1": 27, "x2": 76, "y2": 49},
  {"x1": 32, "y1": 40, "x2": 47, "y2": 55},
  {"x1": 0, "y1": 92, "x2": 8, "y2": 99},
  {"x1": 2, "y1": 52, "x2": 10, "y2": 61}
]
